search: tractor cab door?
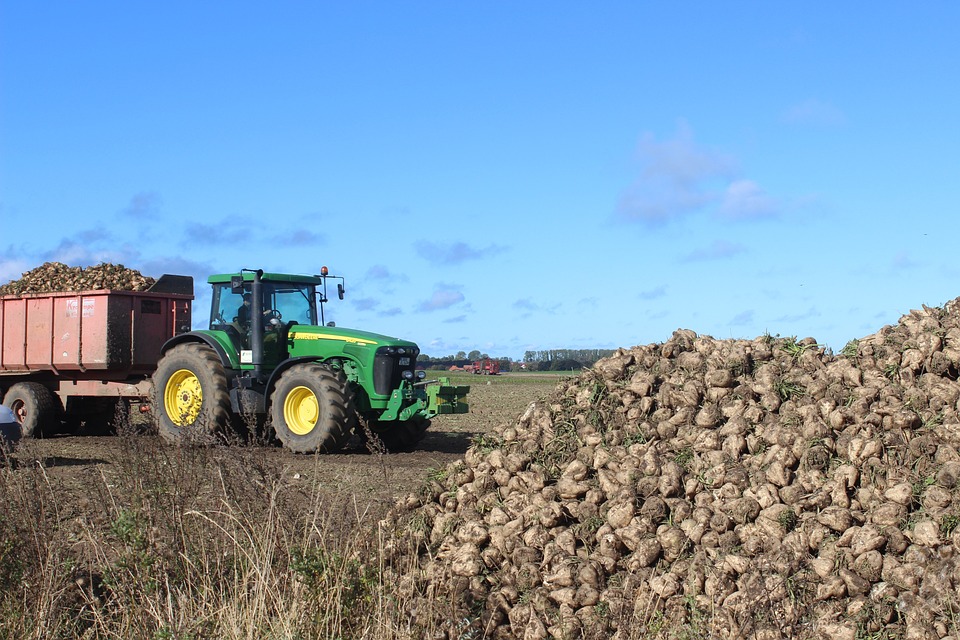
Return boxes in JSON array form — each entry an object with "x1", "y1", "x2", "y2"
[
  {"x1": 209, "y1": 283, "x2": 285, "y2": 362},
  {"x1": 210, "y1": 280, "x2": 317, "y2": 367},
  {"x1": 210, "y1": 284, "x2": 248, "y2": 351},
  {"x1": 260, "y1": 283, "x2": 285, "y2": 368}
]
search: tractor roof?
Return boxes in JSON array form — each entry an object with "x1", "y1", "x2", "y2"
[{"x1": 207, "y1": 272, "x2": 323, "y2": 285}]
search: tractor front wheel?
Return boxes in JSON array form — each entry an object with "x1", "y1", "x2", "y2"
[
  {"x1": 153, "y1": 343, "x2": 232, "y2": 444},
  {"x1": 270, "y1": 364, "x2": 355, "y2": 453},
  {"x1": 2, "y1": 382, "x2": 60, "y2": 438}
]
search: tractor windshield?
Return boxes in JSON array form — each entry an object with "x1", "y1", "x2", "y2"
[
  {"x1": 265, "y1": 283, "x2": 317, "y2": 326},
  {"x1": 211, "y1": 282, "x2": 317, "y2": 329}
]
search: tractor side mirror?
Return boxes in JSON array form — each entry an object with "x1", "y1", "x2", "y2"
[
  {"x1": 231, "y1": 276, "x2": 244, "y2": 294},
  {"x1": 337, "y1": 283, "x2": 345, "y2": 300}
]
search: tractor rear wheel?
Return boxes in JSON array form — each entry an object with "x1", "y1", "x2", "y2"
[
  {"x1": 153, "y1": 343, "x2": 232, "y2": 444},
  {"x1": 2, "y1": 382, "x2": 60, "y2": 438},
  {"x1": 270, "y1": 364, "x2": 355, "y2": 453},
  {"x1": 366, "y1": 416, "x2": 431, "y2": 452}
]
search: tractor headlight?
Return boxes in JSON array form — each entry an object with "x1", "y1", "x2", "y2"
[
  {"x1": 402, "y1": 370, "x2": 414, "y2": 381},
  {"x1": 416, "y1": 370, "x2": 426, "y2": 380}
]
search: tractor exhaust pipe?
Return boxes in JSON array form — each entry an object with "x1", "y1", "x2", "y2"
[{"x1": 250, "y1": 269, "x2": 265, "y2": 381}]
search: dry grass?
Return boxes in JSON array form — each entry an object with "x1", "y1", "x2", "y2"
[
  {"x1": 0, "y1": 373, "x2": 560, "y2": 639},
  {"x1": 0, "y1": 426, "x2": 442, "y2": 639}
]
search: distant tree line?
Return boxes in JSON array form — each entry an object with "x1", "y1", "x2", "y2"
[
  {"x1": 417, "y1": 348, "x2": 616, "y2": 372},
  {"x1": 419, "y1": 350, "x2": 489, "y2": 363}
]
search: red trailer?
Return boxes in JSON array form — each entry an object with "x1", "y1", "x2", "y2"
[
  {"x1": 471, "y1": 358, "x2": 500, "y2": 375},
  {"x1": 0, "y1": 276, "x2": 192, "y2": 435}
]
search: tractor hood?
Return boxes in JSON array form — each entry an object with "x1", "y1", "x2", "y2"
[{"x1": 287, "y1": 325, "x2": 418, "y2": 351}]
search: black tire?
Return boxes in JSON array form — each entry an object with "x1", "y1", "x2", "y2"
[
  {"x1": 3, "y1": 382, "x2": 59, "y2": 438},
  {"x1": 270, "y1": 363, "x2": 355, "y2": 453},
  {"x1": 367, "y1": 416, "x2": 431, "y2": 452},
  {"x1": 153, "y1": 343, "x2": 232, "y2": 444}
]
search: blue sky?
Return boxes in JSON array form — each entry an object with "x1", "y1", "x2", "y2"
[{"x1": 2, "y1": 3, "x2": 958, "y2": 360}]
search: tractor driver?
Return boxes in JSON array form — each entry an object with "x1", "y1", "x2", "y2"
[
  {"x1": 237, "y1": 292, "x2": 280, "y2": 331},
  {"x1": 237, "y1": 293, "x2": 253, "y2": 329}
]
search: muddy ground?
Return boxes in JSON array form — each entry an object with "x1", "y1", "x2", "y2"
[{"x1": 7, "y1": 373, "x2": 561, "y2": 530}]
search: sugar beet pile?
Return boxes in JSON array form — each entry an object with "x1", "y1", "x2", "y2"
[
  {"x1": 382, "y1": 304, "x2": 960, "y2": 639},
  {"x1": 0, "y1": 262, "x2": 156, "y2": 296}
]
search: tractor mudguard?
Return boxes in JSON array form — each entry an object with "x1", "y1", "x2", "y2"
[{"x1": 161, "y1": 330, "x2": 240, "y2": 370}]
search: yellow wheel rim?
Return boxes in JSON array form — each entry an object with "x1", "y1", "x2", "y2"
[
  {"x1": 164, "y1": 369, "x2": 203, "y2": 426},
  {"x1": 284, "y1": 386, "x2": 318, "y2": 436}
]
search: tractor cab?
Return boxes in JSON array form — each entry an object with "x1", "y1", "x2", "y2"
[{"x1": 208, "y1": 270, "x2": 324, "y2": 363}]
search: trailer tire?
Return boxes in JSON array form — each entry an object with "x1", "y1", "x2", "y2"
[
  {"x1": 3, "y1": 382, "x2": 59, "y2": 438},
  {"x1": 153, "y1": 343, "x2": 232, "y2": 444},
  {"x1": 271, "y1": 363, "x2": 355, "y2": 453},
  {"x1": 366, "y1": 416, "x2": 431, "y2": 452}
]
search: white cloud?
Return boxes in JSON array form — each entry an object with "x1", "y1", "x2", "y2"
[
  {"x1": 720, "y1": 180, "x2": 780, "y2": 219},
  {"x1": 271, "y1": 229, "x2": 325, "y2": 246},
  {"x1": 638, "y1": 285, "x2": 667, "y2": 300},
  {"x1": 185, "y1": 217, "x2": 253, "y2": 245},
  {"x1": 892, "y1": 251, "x2": 920, "y2": 269},
  {"x1": 512, "y1": 297, "x2": 562, "y2": 318},
  {"x1": 617, "y1": 122, "x2": 737, "y2": 224},
  {"x1": 775, "y1": 307, "x2": 821, "y2": 322},
  {"x1": 617, "y1": 123, "x2": 797, "y2": 226},
  {"x1": 377, "y1": 307, "x2": 403, "y2": 317},
  {"x1": 365, "y1": 265, "x2": 392, "y2": 279},
  {"x1": 418, "y1": 285, "x2": 465, "y2": 312},
  {"x1": 681, "y1": 240, "x2": 746, "y2": 262},
  {"x1": 0, "y1": 258, "x2": 29, "y2": 282},
  {"x1": 121, "y1": 191, "x2": 162, "y2": 218},
  {"x1": 513, "y1": 298, "x2": 539, "y2": 311},
  {"x1": 639, "y1": 124, "x2": 736, "y2": 185},
  {"x1": 414, "y1": 240, "x2": 508, "y2": 265},
  {"x1": 42, "y1": 232, "x2": 141, "y2": 267},
  {"x1": 353, "y1": 297, "x2": 379, "y2": 311}
]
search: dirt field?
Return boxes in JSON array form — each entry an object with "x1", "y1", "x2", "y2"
[
  {"x1": 0, "y1": 373, "x2": 569, "y2": 638},
  {"x1": 10, "y1": 373, "x2": 562, "y2": 527}
]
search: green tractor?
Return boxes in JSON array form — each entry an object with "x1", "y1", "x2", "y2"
[{"x1": 152, "y1": 268, "x2": 469, "y2": 453}]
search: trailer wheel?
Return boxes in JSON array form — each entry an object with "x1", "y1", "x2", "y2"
[
  {"x1": 366, "y1": 416, "x2": 431, "y2": 452},
  {"x1": 3, "y1": 382, "x2": 59, "y2": 438},
  {"x1": 270, "y1": 364, "x2": 355, "y2": 453},
  {"x1": 153, "y1": 343, "x2": 232, "y2": 444}
]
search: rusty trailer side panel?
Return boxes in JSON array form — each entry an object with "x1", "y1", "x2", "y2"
[{"x1": 0, "y1": 289, "x2": 192, "y2": 375}]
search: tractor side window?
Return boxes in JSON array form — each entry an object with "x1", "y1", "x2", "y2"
[{"x1": 211, "y1": 285, "x2": 246, "y2": 329}]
